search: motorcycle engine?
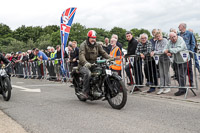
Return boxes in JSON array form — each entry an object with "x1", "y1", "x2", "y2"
[
  {"x1": 90, "y1": 67, "x2": 103, "y2": 98},
  {"x1": 90, "y1": 67, "x2": 102, "y2": 84},
  {"x1": 91, "y1": 84, "x2": 102, "y2": 98}
]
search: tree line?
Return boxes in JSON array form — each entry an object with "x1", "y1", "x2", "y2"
[{"x1": 0, "y1": 22, "x2": 178, "y2": 53}]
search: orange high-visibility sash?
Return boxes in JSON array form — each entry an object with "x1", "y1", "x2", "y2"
[{"x1": 110, "y1": 46, "x2": 122, "y2": 70}]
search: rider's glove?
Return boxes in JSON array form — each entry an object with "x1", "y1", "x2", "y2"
[
  {"x1": 108, "y1": 57, "x2": 115, "y2": 61},
  {"x1": 84, "y1": 62, "x2": 92, "y2": 68}
]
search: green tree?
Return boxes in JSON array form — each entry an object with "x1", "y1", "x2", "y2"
[
  {"x1": 68, "y1": 23, "x2": 87, "y2": 46},
  {"x1": 51, "y1": 30, "x2": 61, "y2": 47},
  {"x1": 12, "y1": 25, "x2": 44, "y2": 43},
  {"x1": 131, "y1": 28, "x2": 141, "y2": 38},
  {"x1": 12, "y1": 25, "x2": 31, "y2": 43},
  {"x1": 140, "y1": 29, "x2": 151, "y2": 38},
  {"x1": 0, "y1": 23, "x2": 12, "y2": 38},
  {"x1": 131, "y1": 28, "x2": 151, "y2": 39},
  {"x1": 43, "y1": 25, "x2": 59, "y2": 35},
  {"x1": 0, "y1": 37, "x2": 15, "y2": 46},
  {"x1": 31, "y1": 26, "x2": 44, "y2": 42},
  {"x1": 0, "y1": 23, "x2": 158, "y2": 53},
  {"x1": 4, "y1": 39, "x2": 26, "y2": 53},
  {"x1": 26, "y1": 39, "x2": 35, "y2": 50},
  {"x1": 36, "y1": 34, "x2": 52, "y2": 49}
]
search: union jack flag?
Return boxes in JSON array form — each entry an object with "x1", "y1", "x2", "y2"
[{"x1": 60, "y1": 7, "x2": 77, "y2": 78}]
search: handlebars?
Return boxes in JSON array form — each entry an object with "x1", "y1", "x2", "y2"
[
  {"x1": 96, "y1": 59, "x2": 107, "y2": 64},
  {"x1": 96, "y1": 59, "x2": 116, "y2": 66}
]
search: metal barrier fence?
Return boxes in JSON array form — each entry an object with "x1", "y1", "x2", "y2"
[
  {"x1": 11, "y1": 58, "x2": 73, "y2": 82},
  {"x1": 10, "y1": 51, "x2": 200, "y2": 98},
  {"x1": 122, "y1": 51, "x2": 200, "y2": 99}
]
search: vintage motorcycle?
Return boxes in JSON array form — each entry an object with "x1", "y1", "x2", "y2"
[
  {"x1": 0, "y1": 64, "x2": 12, "y2": 101},
  {"x1": 71, "y1": 59, "x2": 127, "y2": 110}
]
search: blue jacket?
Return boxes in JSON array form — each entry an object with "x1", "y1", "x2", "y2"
[
  {"x1": 178, "y1": 30, "x2": 195, "y2": 52},
  {"x1": 150, "y1": 37, "x2": 156, "y2": 51}
]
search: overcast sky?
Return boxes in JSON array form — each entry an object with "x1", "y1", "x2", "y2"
[{"x1": 1, "y1": 0, "x2": 200, "y2": 35}]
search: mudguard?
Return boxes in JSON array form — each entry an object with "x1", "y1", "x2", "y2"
[
  {"x1": 109, "y1": 72, "x2": 122, "y2": 81},
  {"x1": 103, "y1": 72, "x2": 122, "y2": 93}
]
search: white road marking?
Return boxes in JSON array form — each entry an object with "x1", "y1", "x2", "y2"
[
  {"x1": 16, "y1": 82, "x2": 24, "y2": 84},
  {"x1": 24, "y1": 84, "x2": 66, "y2": 87},
  {"x1": 12, "y1": 85, "x2": 41, "y2": 93}
]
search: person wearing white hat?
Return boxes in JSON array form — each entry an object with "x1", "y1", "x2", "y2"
[{"x1": 47, "y1": 46, "x2": 52, "y2": 57}]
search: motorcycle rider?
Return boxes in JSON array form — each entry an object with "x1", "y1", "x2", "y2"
[
  {"x1": 0, "y1": 53, "x2": 11, "y2": 76},
  {"x1": 79, "y1": 30, "x2": 113, "y2": 98}
]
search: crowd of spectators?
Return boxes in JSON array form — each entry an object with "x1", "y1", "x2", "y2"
[
  {"x1": 2, "y1": 22, "x2": 200, "y2": 96},
  {"x1": 4, "y1": 41, "x2": 79, "y2": 81}
]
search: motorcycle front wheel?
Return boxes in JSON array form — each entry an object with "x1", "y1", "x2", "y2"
[
  {"x1": 107, "y1": 79, "x2": 127, "y2": 110},
  {"x1": 2, "y1": 77, "x2": 12, "y2": 101}
]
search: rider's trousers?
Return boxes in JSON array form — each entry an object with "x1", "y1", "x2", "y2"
[{"x1": 79, "y1": 66, "x2": 91, "y2": 93}]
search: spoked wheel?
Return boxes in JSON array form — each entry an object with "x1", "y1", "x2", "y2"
[
  {"x1": 2, "y1": 77, "x2": 12, "y2": 101},
  {"x1": 73, "y1": 76, "x2": 87, "y2": 102},
  {"x1": 107, "y1": 79, "x2": 127, "y2": 110}
]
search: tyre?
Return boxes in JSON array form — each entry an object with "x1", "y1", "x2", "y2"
[
  {"x1": 73, "y1": 76, "x2": 87, "y2": 102},
  {"x1": 107, "y1": 79, "x2": 127, "y2": 110},
  {"x1": 2, "y1": 77, "x2": 12, "y2": 101}
]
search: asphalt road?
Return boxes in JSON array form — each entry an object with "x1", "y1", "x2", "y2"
[{"x1": 0, "y1": 77, "x2": 200, "y2": 133}]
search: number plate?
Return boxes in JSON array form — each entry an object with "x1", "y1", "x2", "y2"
[{"x1": 106, "y1": 69, "x2": 112, "y2": 75}]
